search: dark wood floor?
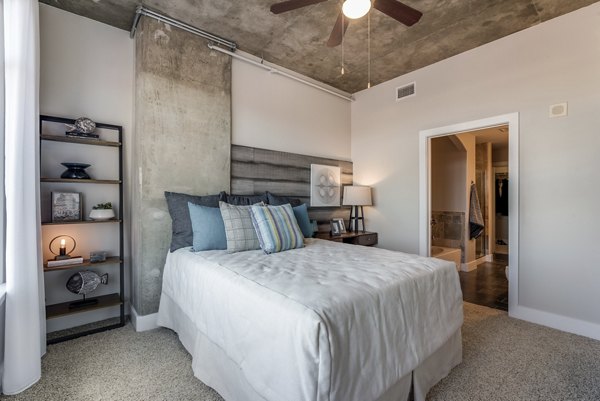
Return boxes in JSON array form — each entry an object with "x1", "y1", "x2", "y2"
[{"x1": 459, "y1": 255, "x2": 508, "y2": 311}]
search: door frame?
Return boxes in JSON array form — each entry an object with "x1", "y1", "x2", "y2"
[{"x1": 419, "y1": 113, "x2": 519, "y2": 313}]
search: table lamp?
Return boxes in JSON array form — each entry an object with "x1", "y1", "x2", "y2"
[{"x1": 342, "y1": 186, "x2": 372, "y2": 232}]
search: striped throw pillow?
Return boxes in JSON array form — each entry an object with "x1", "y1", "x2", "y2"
[{"x1": 250, "y1": 204, "x2": 305, "y2": 254}]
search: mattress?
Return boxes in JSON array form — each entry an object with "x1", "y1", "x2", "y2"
[{"x1": 157, "y1": 239, "x2": 463, "y2": 401}]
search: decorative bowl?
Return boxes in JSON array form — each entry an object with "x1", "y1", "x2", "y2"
[
  {"x1": 89, "y1": 209, "x2": 115, "y2": 221},
  {"x1": 61, "y1": 163, "x2": 91, "y2": 179}
]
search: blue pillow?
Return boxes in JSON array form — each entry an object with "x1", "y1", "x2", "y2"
[
  {"x1": 250, "y1": 204, "x2": 304, "y2": 254},
  {"x1": 187, "y1": 202, "x2": 227, "y2": 251},
  {"x1": 292, "y1": 204, "x2": 314, "y2": 238}
]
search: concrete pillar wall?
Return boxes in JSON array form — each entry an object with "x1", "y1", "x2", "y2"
[{"x1": 132, "y1": 17, "x2": 231, "y2": 315}]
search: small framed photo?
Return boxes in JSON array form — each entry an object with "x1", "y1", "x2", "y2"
[
  {"x1": 332, "y1": 217, "x2": 347, "y2": 233},
  {"x1": 330, "y1": 220, "x2": 341, "y2": 236},
  {"x1": 51, "y1": 192, "x2": 82, "y2": 222}
]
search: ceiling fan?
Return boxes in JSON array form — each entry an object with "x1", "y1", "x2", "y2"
[{"x1": 270, "y1": 0, "x2": 423, "y2": 47}]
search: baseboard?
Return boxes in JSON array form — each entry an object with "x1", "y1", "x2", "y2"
[
  {"x1": 510, "y1": 305, "x2": 600, "y2": 341},
  {"x1": 461, "y1": 255, "x2": 491, "y2": 272},
  {"x1": 130, "y1": 305, "x2": 159, "y2": 332}
]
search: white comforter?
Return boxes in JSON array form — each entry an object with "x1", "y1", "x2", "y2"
[{"x1": 157, "y1": 239, "x2": 463, "y2": 401}]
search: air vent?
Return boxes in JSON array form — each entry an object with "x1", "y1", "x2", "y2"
[{"x1": 396, "y1": 82, "x2": 415, "y2": 101}]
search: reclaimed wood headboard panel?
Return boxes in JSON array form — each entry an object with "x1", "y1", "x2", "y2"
[{"x1": 231, "y1": 145, "x2": 352, "y2": 229}]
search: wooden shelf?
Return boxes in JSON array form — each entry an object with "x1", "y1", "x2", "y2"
[
  {"x1": 41, "y1": 178, "x2": 121, "y2": 184},
  {"x1": 40, "y1": 134, "x2": 121, "y2": 147},
  {"x1": 46, "y1": 293, "x2": 122, "y2": 319},
  {"x1": 42, "y1": 219, "x2": 122, "y2": 226},
  {"x1": 43, "y1": 256, "x2": 122, "y2": 272}
]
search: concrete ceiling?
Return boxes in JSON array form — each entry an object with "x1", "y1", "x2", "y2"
[{"x1": 41, "y1": 0, "x2": 598, "y2": 93}]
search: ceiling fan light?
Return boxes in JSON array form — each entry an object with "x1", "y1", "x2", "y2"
[{"x1": 342, "y1": 0, "x2": 371, "y2": 19}]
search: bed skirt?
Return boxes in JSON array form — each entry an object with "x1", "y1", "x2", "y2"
[{"x1": 158, "y1": 292, "x2": 462, "y2": 401}]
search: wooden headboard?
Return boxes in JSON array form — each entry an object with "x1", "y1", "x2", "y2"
[{"x1": 231, "y1": 145, "x2": 352, "y2": 231}]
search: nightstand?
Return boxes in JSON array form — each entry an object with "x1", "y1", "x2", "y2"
[{"x1": 315, "y1": 231, "x2": 378, "y2": 247}]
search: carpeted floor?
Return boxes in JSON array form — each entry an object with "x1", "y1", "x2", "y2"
[{"x1": 3, "y1": 303, "x2": 599, "y2": 401}]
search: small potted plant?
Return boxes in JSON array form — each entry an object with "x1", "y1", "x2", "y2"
[{"x1": 89, "y1": 202, "x2": 115, "y2": 221}]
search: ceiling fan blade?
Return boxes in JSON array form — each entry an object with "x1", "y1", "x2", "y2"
[
  {"x1": 327, "y1": 12, "x2": 350, "y2": 47},
  {"x1": 270, "y1": 0, "x2": 329, "y2": 14},
  {"x1": 373, "y1": 0, "x2": 422, "y2": 26}
]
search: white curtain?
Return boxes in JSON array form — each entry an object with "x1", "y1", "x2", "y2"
[{"x1": 1, "y1": 0, "x2": 45, "y2": 395}]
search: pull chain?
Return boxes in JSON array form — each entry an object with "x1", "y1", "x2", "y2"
[
  {"x1": 367, "y1": 9, "x2": 371, "y2": 88},
  {"x1": 341, "y1": 13, "x2": 345, "y2": 75}
]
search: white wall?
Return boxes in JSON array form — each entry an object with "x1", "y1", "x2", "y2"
[
  {"x1": 351, "y1": 3, "x2": 600, "y2": 330},
  {"x1": 39, "y1": 4, "x2": 134, "y2": 331},
  {"x1": 232, "y1": 58, "x2": 351, "y2": 161}
]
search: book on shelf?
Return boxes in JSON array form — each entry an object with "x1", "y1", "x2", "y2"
[{"x1": 46, "y1": 256, "x2": 84, "y2": 267}]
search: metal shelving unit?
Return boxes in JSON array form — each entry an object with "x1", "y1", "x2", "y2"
[{"x1": 40, "y1": 115, "x2": 125, "y2": 345}]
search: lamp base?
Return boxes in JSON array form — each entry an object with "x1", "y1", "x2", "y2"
[
  {"x1": 54, "y1": 254, "x2": 72, "y2": 260},
  {"x1": 349, "y1": 205, "x2": 366, "y2": 233}
]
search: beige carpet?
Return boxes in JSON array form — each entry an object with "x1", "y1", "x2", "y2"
[{"x1": 2, "y1": 303, "x2": 599, "y2": 401}]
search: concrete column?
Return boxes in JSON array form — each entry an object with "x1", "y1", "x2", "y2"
[{"x1": 132, "y1": 17, "x2": 231, "y2": 315}]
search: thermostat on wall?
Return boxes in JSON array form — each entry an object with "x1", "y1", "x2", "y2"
[{"x1": 549, "y1": 102, "x2": 568, "y2": 118}]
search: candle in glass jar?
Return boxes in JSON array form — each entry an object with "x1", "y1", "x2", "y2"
[{"x1": 59, "y1": 239, "x2": 66, "y2": 256}]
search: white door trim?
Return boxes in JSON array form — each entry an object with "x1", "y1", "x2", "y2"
[{"x1": 419, "y1": 112, "x2": 519, "y2": 313}]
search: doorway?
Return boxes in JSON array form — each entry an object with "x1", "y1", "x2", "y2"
[
  {"x1": 419, "y1": 113, "x2": 519, "y2": 313},
  {"x1": 429, "y1": 127, "x2": 509, "y2": 310}
]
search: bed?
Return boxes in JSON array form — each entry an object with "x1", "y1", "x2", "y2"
[{"x1": 157, "y1": 238, "x2": 463, "y2": 401}]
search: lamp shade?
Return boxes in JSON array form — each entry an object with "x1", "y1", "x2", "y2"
[{"x1": 342, "y1": 186, "x2": 372, "y2": 206}]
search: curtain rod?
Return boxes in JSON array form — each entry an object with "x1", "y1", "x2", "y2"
[
  {"x1": 129, "y1": 6, "x2": 353, "y2": 102},
  {"x1": 130, "y1": 5, "x2": 237, "y2": 51},
  {"x1": 207, "y1": 44, "x2": 354, "y2": 102}
]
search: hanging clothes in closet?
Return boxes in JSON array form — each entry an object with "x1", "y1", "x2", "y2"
[{"x1": 496, "y1": 178, "x2": 509, "y2": 216}]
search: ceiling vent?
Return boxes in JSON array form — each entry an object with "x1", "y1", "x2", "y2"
[{"x1": 396, "y1": 82, "x2": 415, "y2": 101}]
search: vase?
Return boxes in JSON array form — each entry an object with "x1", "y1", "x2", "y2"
[
  {"x1": 61, "y1": 163, "x2": 91, "y2": 179},
  {"x1": 89, "y1": 209, "x2": 115, "y2": 221}
]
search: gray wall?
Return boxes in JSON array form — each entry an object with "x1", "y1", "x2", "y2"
[{"x1": 132, "y1": 17, "x2": 231, "y2": 315}]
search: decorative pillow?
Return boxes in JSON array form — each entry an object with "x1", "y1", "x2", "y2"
[
  {"x1": 266, "y1": 192, "x2": 302, "y2": 207},
  {"x1": 165, "y1": 191, "x2": 227, "y2": 251},
  {"x1": 250, "y1": 204, "x2": 305, "y2": 254},
  {"x1": 219, "y1": 201, "x2": 262, "y2": 253},
  {"x1": 226, "y1": 193, "x2": 268, "y2": 206},
  {"x1": 292, "y1": 204, "x2": 314, "y2": 238},
  {"x1": 188, "y1": 202, "x2": 227, "y2": 251}
]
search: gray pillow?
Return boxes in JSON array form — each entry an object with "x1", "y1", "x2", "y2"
[
  {"x1": 219, "y1": 201, "x2": 261, "y2": 253},
  {"x1": 165, "y1": 191, "x2": 227, "y2": 251},
  {"x1": 226, "y1": 193, "x2": 268, "y2": 205},
  {"x1": 266, "y1": 192, "x2": 303, "y2": 207}
]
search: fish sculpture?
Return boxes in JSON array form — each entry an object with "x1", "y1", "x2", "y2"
[{"x1": 66, "y1": 271, "x2": 108, "y2": 296}]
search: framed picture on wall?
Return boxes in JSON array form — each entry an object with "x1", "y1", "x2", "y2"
[
  {"x1": 310, "y1": 164, "x2": 341, "y2": 207},
  {"x1": 51, "y1": 192, "x2": 82, "y2": 222}
]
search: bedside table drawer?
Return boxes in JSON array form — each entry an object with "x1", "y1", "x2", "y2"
[{"x1": 355, "y1": 233, "x2": 378, "y2": 246}]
